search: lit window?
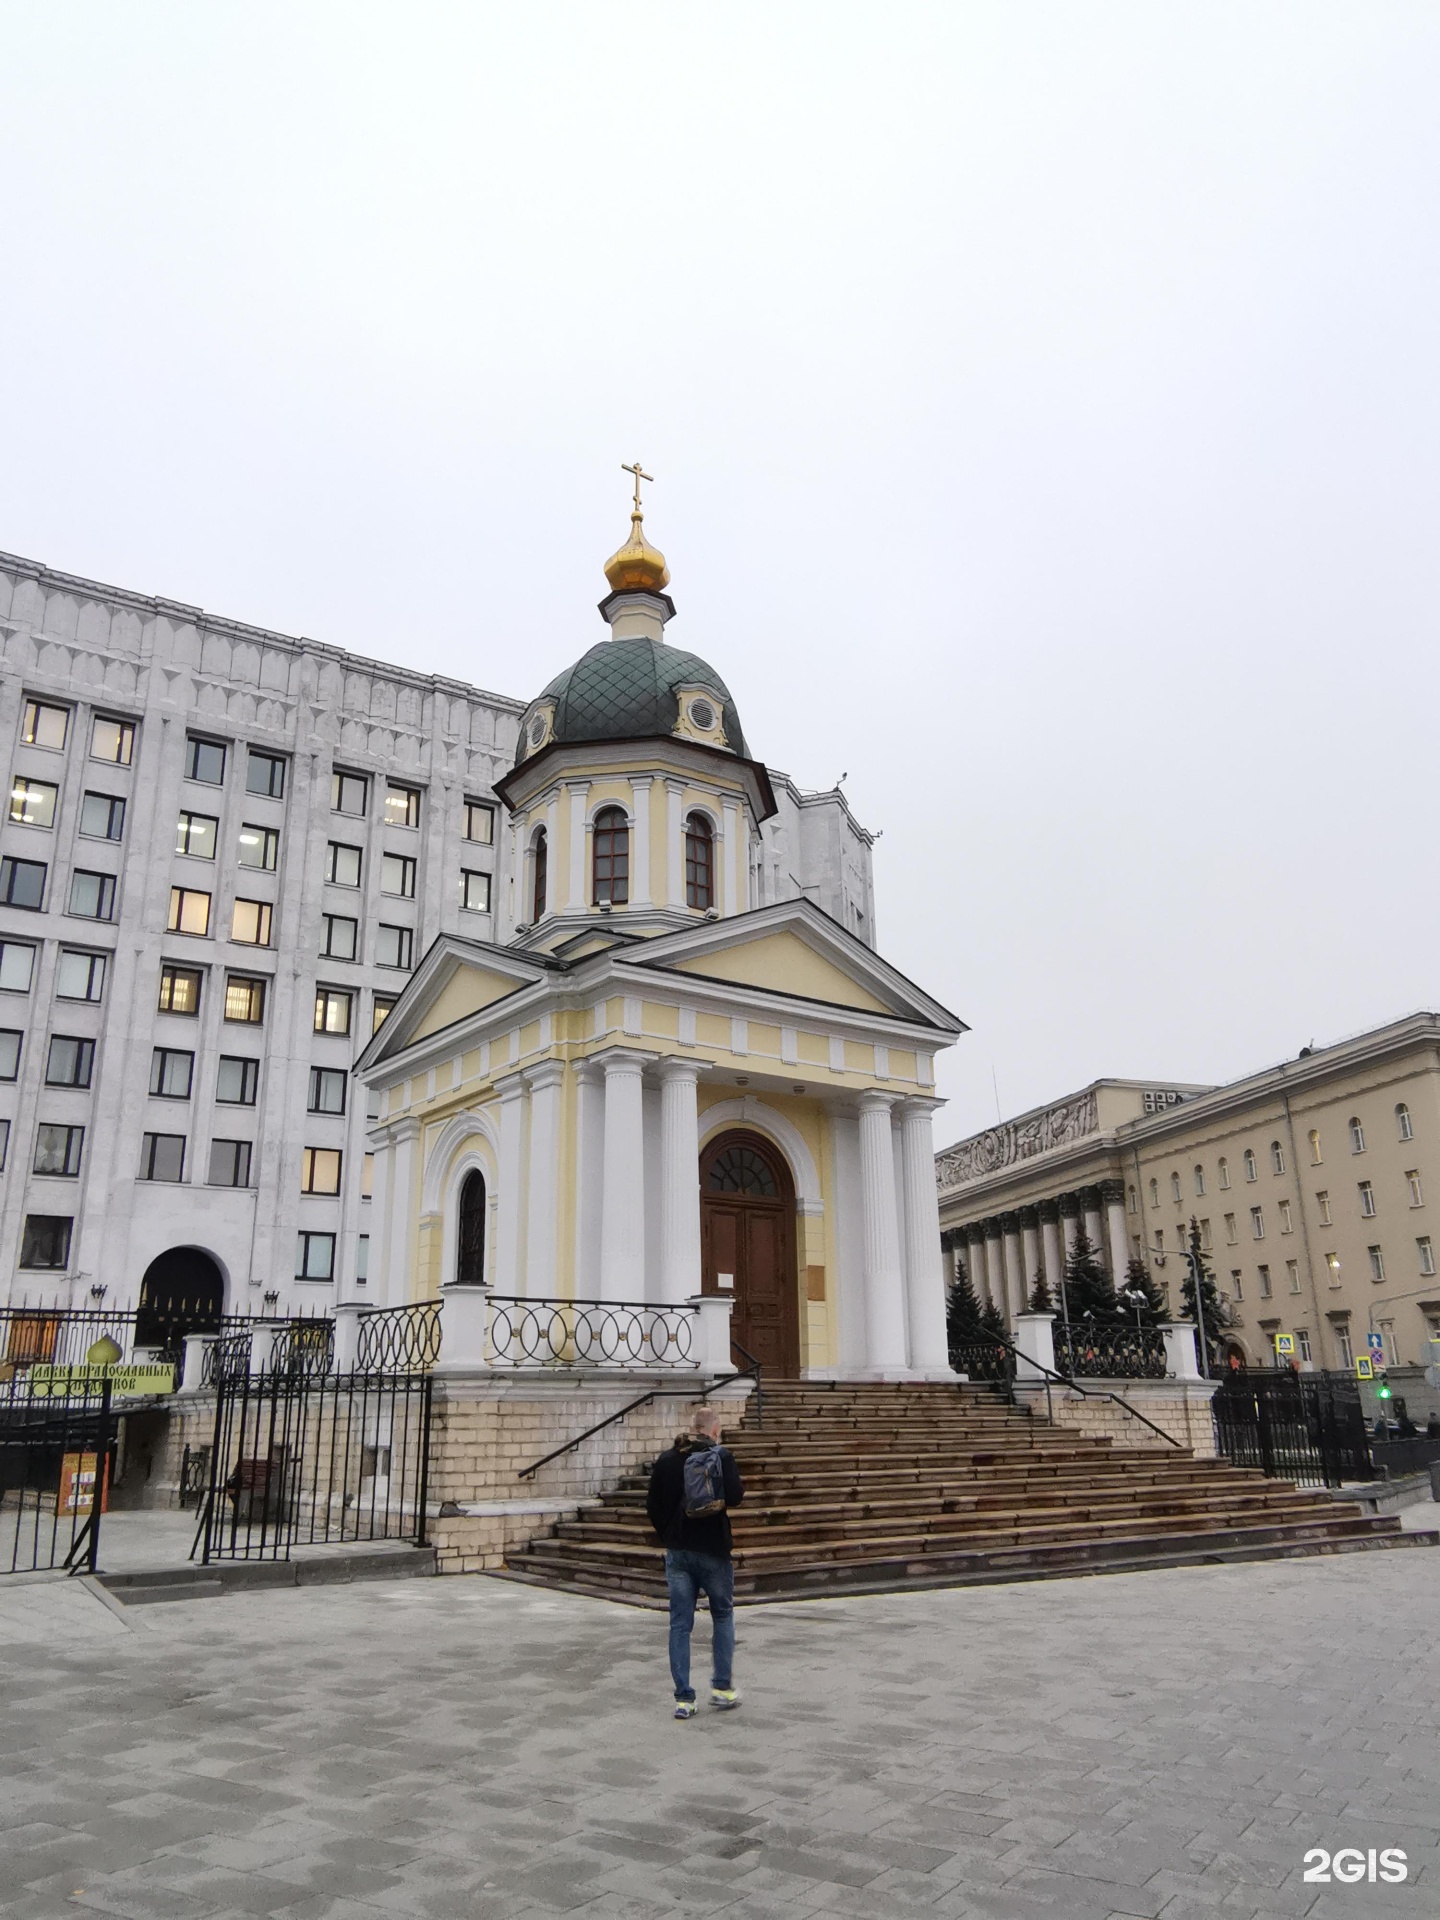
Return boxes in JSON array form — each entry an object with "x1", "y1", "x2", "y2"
[
  {"x1": 380, "y1": 853, "x2": 416, "y2": 898},
  {"x1": 168, "y1": 887, "x2": 211, "y2": 936},
  {"x1": 1270, "y1": 1141, "x2": 1285, "y2": 1176},
  {"x1": 68, "y1": 871, "x2": 116, "y2": 921},
  {"x1": 20, "y1": 1214, "x2": 72, "y2": 1269},
  {"x1": 326, "y1": 842, "x2": 362, "y2": 887},
  {"x1": 331, "y1": 770, "x2": 368, "y2": 816},
  {"x1": 375, "y1": 924, "x2": 414, "y2": 970},
  {"x1": 1397, "y1": 1103, "x2": 1414, "y2": 1142},
  {"x1": 1408, "y1": 1170, "x2": 1424, "y2": 1207},
  {"x1": 384, "y1": 783, "x2": 420, "y2": 829},
  {"x1": 139, "y1": 1132, "x2": 186, "y2": 1182},
  {"x1": 1250, "y1": 1206, "x2": 1265, "y2": 1239},
  {"x1": 1420, "y1": 1237, "x2": 1436, "y2": 1277},
  {"x1": 1258, "y1": 1264, "x2": 1272, "y2": 1299},
  {"x1": 57, "y1": 951, "x2": 105, "y2": 1001},
  {"x1": 1368, "y1": 1244, "x2": 1385, "y2": 1282},
  {"x1": 79, "y1": 792, "x2": 125, "y2": 840},
  {"x1": 685, "y1": 813, "x2": 714, "y2": 910},
  {"x1": 208, "y1": 1139, "x2": 253, "y2": 1187},
  {"x1": 1316, "y1": 1190, "x2": 1331, "y2": 1225},
  {"x1": 1218, "y1": 1157, "x2": 1230, "y2": 1189},
  {"x1": 296, "y1": 1231, "x2": 336, "y2": 1281},
  {"x1": 230, "y1": 899, "x2": 273, "y2": 947},
  {"x1": 149, "y1": 1048, "x2": 194, "y2": 1099},
  {"x1": 1349, "y1": 1116, "x2": 1365, "y2": 1153},
  {"x1": 1286, "y1": 1259, "x2": 1301, "y2": 1293},
  {"x1": 1224, "y1": 1212, "x2": 1237, "y2": 1244},
  {"x1": 175, "y1": 812, "x2": 218, "y2": 860},
  {"x1": 460, "y1": 870, "x2": 491, "y2": 914},
  {"x1": 238, "y1": 824, "x2": 279, "y2": 870},
  {"x1": 216, "y1": 1055, "x2": 259, "y2": 1104},
  {"x1": 9, "y1": 776, "x2": 58, "y2": 828},
  {"x1": 1358, "y1": 1180, "x2": 1376, "y2": 1219},
  {"x1": 1308, "y1": 1128, "x2": 1322, "y2": 1163},
  {"x1": 157, "y1": 964, "x2": 201, "y2": 1015},
  {"x1": 372, "y1": 994, "x2": 396, "y2": 1035},
  {"x1": 224, "y1": 975, "x2": 266, "y2": 1024},
  {"x1": 464, "y1": 800, "x2": 495, "y2": 844},
  {"x1": 1170, "y1": 1172, "x2": 1182, "y2": 1204},
  {"x1": 33, "y1": 1123, "x2": 84, "y2": 1177},
  {"x1": 1243, "y1": 1150, "x2": 1257, "y2": 1183},
  {"x1": 1278, "y1": 1200, "x2": 1293, "y2": 1234},
  {"x1": 1193, "y1": 1165, "x2": 1205, "y2": 1197},
  {"x1": 0, "y1": 943, "x2": 35, "y2": 993},
  {"x1": 592, "y1": 806, "x2": 629, "y2": 906},
  {"x1": 0, "y1": 857, "x2": 47, "y2": 909},
  {"x1": 184, "y1": 736, "x2": 226, "y2": 785},
  {"x1": 246, "y1": 750, "x2": 286, "y2": 799},
  {"x1": 314, "y1": 987, "x2": 353, "y2": 1036},
  {"x1": 361, "y1": 1152, "x2": 374, "y2": 1199},
  {"x1": 0, "y1": 1029, "x2": 21, "y2": 1080},
  {"x1": 21, "y1": 700, "x2": 69, "y2": 750},
  {"x1": 530, "y1": 829, "x2": 547, "y2": 921},
  {"x1": 321, "y1": 914, "x2": 358, "y2": 961},
  {"x1": 1325, "y1": 1252, "x2": 1341, "y2": 1286},
  {"x1": 301, "y1": 1147, "x2": 342, "y2": 1195},
  {"x1": 308, "y1": 1067, "x2": 346, "y2": 1115},
  {"x1": 90, "y1": 715, "x2": 135, "y2": 764}
]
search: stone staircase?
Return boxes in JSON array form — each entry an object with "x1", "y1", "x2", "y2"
[{"x1": 502, "y1": 1380, "x2": 1437, "y2": 1605}]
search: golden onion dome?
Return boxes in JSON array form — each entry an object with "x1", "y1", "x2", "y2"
[{"x1": 604, "y1": 507, "x2": 671, "y2": 594}]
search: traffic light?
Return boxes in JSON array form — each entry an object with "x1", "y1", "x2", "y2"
[{"x1": 1376, "y1": 1381, "x2": 1393, "y2": 1401}]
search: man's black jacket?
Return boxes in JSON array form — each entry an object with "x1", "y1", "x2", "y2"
[{"x1": 646, "y1": 1436, "x2": 745, "y2": 1556}]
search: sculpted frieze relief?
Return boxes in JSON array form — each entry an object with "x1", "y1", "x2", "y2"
[{"x1": 935, "y1": 1089, "x2": 1098, "y2": 1191}]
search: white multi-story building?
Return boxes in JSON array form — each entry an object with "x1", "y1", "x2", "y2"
[{"x1": 0, "y1": 546, "x2": 873, "y2": 1331}]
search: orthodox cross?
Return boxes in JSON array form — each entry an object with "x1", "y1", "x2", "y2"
[{"x1": 621, "y1": 461, "x2": 653, "y2": 511}]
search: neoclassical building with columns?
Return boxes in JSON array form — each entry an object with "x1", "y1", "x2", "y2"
[{"x1": 356, "y1": 498, "x2": 963, "y2": 1378}]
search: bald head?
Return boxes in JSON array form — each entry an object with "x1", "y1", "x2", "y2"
[{"x1": 688, "y1": 1405, "x2": 723, "y2": 1441}]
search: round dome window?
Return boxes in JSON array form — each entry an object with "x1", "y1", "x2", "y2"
[
  {"x1": 528, "y1": 714, "x2": 547, "y2": 748},
  {"x1": 689, "y1": 698, "x2": 716, "y2": 733}
]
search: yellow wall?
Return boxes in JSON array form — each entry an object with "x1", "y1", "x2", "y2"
[{"x1": 672, "y1": 930, "x2": 893, "y2": 1013}]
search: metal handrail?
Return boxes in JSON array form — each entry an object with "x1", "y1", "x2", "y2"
[{"x1": 964, "y1": 1333, "x2": 1185, "y2": 1451}]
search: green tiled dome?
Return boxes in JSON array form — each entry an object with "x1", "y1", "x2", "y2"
[{"x1": 515, "y1": 637, "x2": 748, "y2": 766}]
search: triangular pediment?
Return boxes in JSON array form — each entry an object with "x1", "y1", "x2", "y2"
[
  {"x1": 409, "y1": 964, "x2": 528, "y2": 1040},
  {"x1": 667, "y1": 929, "x2": 893, "y2": 1014},
  {"x1": 358, "y1": 935, "x2": 550, "y2": 1070}
]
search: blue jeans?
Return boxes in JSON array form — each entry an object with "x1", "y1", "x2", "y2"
[{"x1": 665, "y1": 1549, "x2": 735, "y2": 1700}]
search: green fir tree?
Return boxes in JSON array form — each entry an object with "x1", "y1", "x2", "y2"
[
  {"x1": 1027, "y1": 1270, "x2": 1054, "y2": 1313},
  {"x1": 1061, "y1": 1223, "x2": 1121, "y2": 1323},
  {"x1": 1176, "y1": 1217, "x2": 1232, "y2": 1362},
  {"x1": 1119, "y1": 1255, "x2": 1168, "y2": 1327},
  {"x1": 945, "y1": 1249, "x2": 989, "y2": 1356}
]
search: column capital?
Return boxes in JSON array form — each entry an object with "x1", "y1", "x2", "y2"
[
  {"x1": 1077, "y1": 1184, "x2": 1103, "y2": 1208},
  {"x1": 373, "y1": 1115, "x2": 422, "y2": 1147},
  {"x1": 858, "y1": 1089, "x2": 900, "y2": 1115},
  {"x1": 897, "y1": 1095, "x2": 945, "y2": 1119},
  {"x1": 1018, "y1": 1204, "x2": 1040, "y2": 1228},
  {"x1": 1057, "y1": 1191, "x2": 1081, "y2": 1218},
  {"x1": 1037, "y1": 1196, "x2": 1060, "y2": 1223},
  {"x1": 494, "y1": 1070, "x2": 528, "y2": 1104},
  {"x1": 655, "y1": 1054, "x2": 703, "y2": 1085},
  {"x1": 1099, "y1": 1177, "x2": 1126, "y2": 1205},
  {"x1": 999, "y1": 1210, "x2": 1022, "y2": 1233},
  {"x1": 595, "y1": 1046, "x2": 652, "y2": 1078},
  {"x1": 523, "y1": 1058, "x2": 566, "y2": 1092},
  {"x1": 983, "y1": 1216, "x2": 1003, "y2": 1242}
]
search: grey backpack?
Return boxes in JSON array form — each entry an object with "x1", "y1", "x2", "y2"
[{"x1": 682, "y1": 1442, "x2": 727, "y2": 1517}]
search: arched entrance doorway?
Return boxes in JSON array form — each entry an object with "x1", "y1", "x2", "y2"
[
  {"x1": 700, "y1": 1129, "x2": 800, "y2": 1378},
  {"x1": 134, "y1": 1247, "x2": 225, "y2": 1352}
]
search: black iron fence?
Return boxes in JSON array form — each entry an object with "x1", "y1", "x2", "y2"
[
  {"x1": 0, "y1": 1378, "x2": 116, "y2": 1574},
  {"x1": 487, "y1": 1295, "x2": 699, "y2": 1369},
  {"x1": 952, "y1": 1341, "x2": 1016, "y2": 1384},
  {"x1": 356, "y1": 1301, "x2": 442, "y2": 1373},
  {"x1": 1211, "y1": 1369, "x2": 1372, "y2": 1488},
  {"x1": 1053, "y1": 1323, "x2": 1168, "y2": 1380}
]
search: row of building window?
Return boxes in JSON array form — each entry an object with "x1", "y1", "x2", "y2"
[
  {"x1": 17, "y1": 699, "x2": 498, "y2": 843},
  {"x1": 14, "y1": 1208, "x2": 361, "y2": 1284},
  {"x1": 1136, "y1": 1106, "x2": 1419, "y2": 1213},
  {"x1": 0, "y1": 1115, "x2": 372, "y2": 1196},
  {"x1": 1223, "y1": 1236, "x2": 1437, "y2": 1309},
  {"x1": 528, "y1": 808, "x2": 717, "y2": 921}
]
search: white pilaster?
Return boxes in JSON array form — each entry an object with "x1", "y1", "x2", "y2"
[
  {"x1": 494, "y1": 1075, "x2": 526, "y2": 1295},
  {"x1": 898, "y1": 1100, "x2": 952, "y2": 1373},
  {"x1": 629, "y1": 777, "x2": 652, "y2": 906},
  {"x1": 665, "y1": 779, "x2": 684, "y2": 910},
  {"x1": 721, "y1": 800, "x2": 744, "y2": 916},
  {"x1": 566, "y1": 781, "x2": 589, "y2": 911},
  {"x1": 384, "y1": 1120, "x2": 420, "y2": 1306},
  {"x1": 858, "y1": 1092, "x2": 908, "y2": 1370},
  {"x1": 657, "y1": 1058, "x2": 703, "y2": 1305},
  {"x1": 524, "y1": 1060, "x2": 564, "y2": 1295},
  {"x1": 599, "y1": 1050, "x2": 648, "y2": 1300},
  {"x1": 572, "y1": 1061, "x2": 604, "y2": 1297}
]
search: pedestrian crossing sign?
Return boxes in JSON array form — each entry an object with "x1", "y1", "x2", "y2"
[
  {"x1": 1274, "y1": 1334, "x2": 1295, "y2": 1357},
  {"x1": 1355, "y1": 1356, "x2": 1374, "y2": 1381}
]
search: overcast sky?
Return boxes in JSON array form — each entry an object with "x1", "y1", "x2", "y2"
[{"x1": 2, "y1": 4, "x2": 1436, "y2": 1144}]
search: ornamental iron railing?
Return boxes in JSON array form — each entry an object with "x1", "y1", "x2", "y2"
[
  {"x1": 1211, "y1": 1369, "x2": 1372, "y2": 1488},
  {"x1": 1053, "y1": 1323, "x2": 1168, "y2": 1380},
  {"x1": 487, "y1": 1295, "x2": 699, "y2": 1369},
  {"x1": 0, "y1": 1377, "x2": 117, "y2": 1575},
  {"x1": 951, "y1": 1340, "x2": 1016, "y2": 1384},
  {"x1": 356, "y1": 1302, "x2": 443, "y2": 1374}
]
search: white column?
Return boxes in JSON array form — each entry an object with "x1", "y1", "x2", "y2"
[
  {"x1": 543, "y1": 794, "x2": 560, "y2": 917},
  {"x1": 572, "y1": 1061, "x2": 604, "y2": 1297},
  {"x1": 524, "y1": 1061, "x2": 564, "y2": 1295},
  {"x1": 1001, "y1": 1219, "x2": 1025, "y2": 1323},
  {"x1": 658, "y1": 1058, "x2": 702, "y2": 1305},
  {"x1": 599, "y1": 1050, "x2": 647, "y2": 1300},
  {"x1": 858, "y1": 1092, "x2": 907, "y2": 1370},
  {"x1": 384, "y1": 1120, "x2": 420, "y2": 1306},
  {"x1": 1020, "y1": 1210, "x2": 1040, "y2": 1300},
  {"x1": 665, "y1": 779, "x2": 684, "y2": 910},
  {"x1": 1082, "y1": 1191, "x2": 1105, "y2": 1261},
  {"x1": 629, "y1": 777, "x2": 652, "y2": 907},
  {"x1": 566, "y1": 781, "x2": 589, "y2": 911},
  {"x1": 1040, "y1": 1205, "x2": 1062, "y2": 1293},
  {"x1": 721, "y1": 799, "x2": 744, "y2": 916},
  {"x1": 494, "y1": 1075, "x2": 525, "y2": 1295},
  {"x1": 1103, "y1": 1182, "x2": 1129, "y2": 1281},
  {"x1": 1061, "y1": 1200, "x2": 1079, "y2": 1264},
  {"x1": 898, "y1": 1100, "x2": 951, "y2": 1373},
  {"x1": 983, "y1": 1230, "x2": 1005, "y2": 1314}
]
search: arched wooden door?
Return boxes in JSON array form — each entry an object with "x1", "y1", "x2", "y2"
[{"x1": 700, "y1": 1129, "x2": 800, "y2": 1378}]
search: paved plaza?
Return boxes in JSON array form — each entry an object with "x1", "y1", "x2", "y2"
[{"x1": 3, "y1": 1549, "x2": 1438, "y2": 1920}]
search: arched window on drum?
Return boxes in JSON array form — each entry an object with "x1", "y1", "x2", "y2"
[
  {"x1": 592, "y1": 807, "x2": 629, "y2": 906},
  {"x1": 530, "y1": 827, "x2": 548, "y2": 922},
  {"x1": 685, "y1": 812, "x2": 714, "y2": 910},
  {"x1": 456, "y1": 1169, "x2": 487, "y2": 1285}
]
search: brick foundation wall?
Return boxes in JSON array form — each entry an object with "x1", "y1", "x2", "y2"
[
  {"x1": 111, "y1": 1393, "x2": 219, "y2": 1509},
  {"x1": 1016, "y1": 1378, "x2": 1220, "y2": 1457},
  {"x1": 428, "y1": 1371, "x2": 753, "y2": 1574}
]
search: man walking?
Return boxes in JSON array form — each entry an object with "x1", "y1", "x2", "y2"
[{"x1": 646, "y1": 1404, "x2": 745, "y2": 1718}]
